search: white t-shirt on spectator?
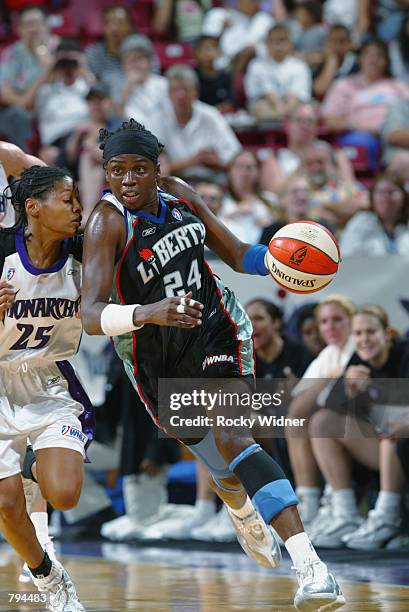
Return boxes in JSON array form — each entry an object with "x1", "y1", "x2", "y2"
[
  {"x1": 146, "y1": 99, "x2": 242, "y2": 179},
  {"x1": 244, "y1": 55, "x2": 312, "y2": 103},
  {"x1": 202, "y1": 8, "x2": 274, "y2": 61},
  {"x1": 121, "y1": 74, "x2": 169, "y2": 125},
  {"x1": 36, "y1": 78, "x2": 89, "y2": 145},
  {"x1": 291, "y1": 337, "x2": 355, "y2": 406},
  {"x1": 323, "y1": 0, "x2": 358, "y2": 30}
]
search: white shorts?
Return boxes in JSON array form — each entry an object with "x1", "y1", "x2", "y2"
[{"x1": 0, "y1": 362, "x2": 88, "y2": 479}]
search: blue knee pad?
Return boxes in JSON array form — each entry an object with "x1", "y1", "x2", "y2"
[
  {"x1": 187, "y1": 430, "x2": 233, "y2": 480},
  {"x1": 251, "y1": 479, "x2": 298, "y2": 523}
]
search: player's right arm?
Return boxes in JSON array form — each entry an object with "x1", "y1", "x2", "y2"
[
  {"x1": 81, "y1": 204, "x2": 203, "y2": 336},
  {"x1": 0, "y1": 141, "x2": 45, "y2": 176}
]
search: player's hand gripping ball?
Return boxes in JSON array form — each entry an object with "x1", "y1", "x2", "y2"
[{"x1": 266, "y1": 221, "x2": 340, "y2": 294}]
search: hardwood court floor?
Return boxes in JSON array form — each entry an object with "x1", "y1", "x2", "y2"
[{"x1": 1, "y1": 544, "x2": 409, "y2": 611}]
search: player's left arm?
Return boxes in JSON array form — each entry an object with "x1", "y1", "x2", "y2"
[{"x1": 160, "y1": 176, "x2": 269, "y2": 276}]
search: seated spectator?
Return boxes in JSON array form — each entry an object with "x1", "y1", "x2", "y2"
[
  {"x1": 293, "y1": 303, "x2": 326, "y2": 357},
  {"x1": 153, "y1": 0, "x2": 211, "y2": 45},
  {"x1": 114, "y1": 34, "x2": 168, "y2": 125},
  {"x1": 340, "y1": 174, "x2": 409, "y2": 256},
  {"x1": 36, "y1": 39, "x2": 94, "y2": 165},
  {"x1": 287, "y1": 294, "x2": 356, "y2": 525},
  {"x1": 65, "y1": 86, "x2": 122, "y2": 222},
  {"x1": 220, "y1": 150, "x2": 277, "y2": 243},
  {"x1": 85, "y1": 5, "x2": 133, "y2": 99},
  {"x1": 323, "y1": 0, "x2": 358, "y2": 31},
  {"x1": 287, "y1": 0, "x2": 327, "y2": 65},
  {"x1": 299, "y1": 140, "x2": 369, "y2": 227},
  {"x1": 146, "y1": 64, "x2": 242, "y2": 181},
  {"x1": 313, "y1": 25, "x2": 358, "y2": 99},
  {"x1": 387, "y1": 150, "x2": 409, "y2": 188},
  {"x1": 358, "y1": 0, "x2": 408, "y2": 43},
  {"x1": 201, "y1": 0, "x2": 274, "y2": 70},
  {"x1": 0, "y1": 6, "x2": 59, "y2": 149},
  {"x1": 244, "y1": 24, "x2": 311, "y2": 121},
  {"x1": 195, "y1": 36, "x2": 233, "y2": 111},
  {"x1": 381, "y1": 99, "x2": 409, "y2": 165},
  {"x1": 321, "y1": 39, "x2": 409, "y2": 171},
  {"x1": 309, "y1": 305, "x2": 408, "y2": 549},
  {"x1": 389, "y1": 14, "x2": 409, "y2": 80},
  {"x1": 261, "y1": 102, "x2": 355, "y2": 192}
]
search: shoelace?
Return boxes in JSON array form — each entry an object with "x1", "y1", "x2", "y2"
[{"x1": 292, "y1": 561, "x2": 327, "y2": 585}]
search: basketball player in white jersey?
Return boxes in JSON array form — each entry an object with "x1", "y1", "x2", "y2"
[
  {"x1": 0, "y1": 141, "x2": 59, "y2": 583},
  {"x1": 0, "y1": 165, "x2": 90, "y2": 611}
]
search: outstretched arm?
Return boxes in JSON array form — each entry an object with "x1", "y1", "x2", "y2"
[
  {"x1": 0, "y1": 141, "x2": 45, "y2": 177},
  {"x1": 160, "y1": 176, "x2": 269, "y2": 275}
]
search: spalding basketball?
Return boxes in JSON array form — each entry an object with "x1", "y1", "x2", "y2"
[{"x1": 266, "y1": 221, "x2": 340, "y2": 294}]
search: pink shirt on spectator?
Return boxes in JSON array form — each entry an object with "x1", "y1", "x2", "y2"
[{"x1": 321, "y1": 74, "x2": 409, "y2": 132}]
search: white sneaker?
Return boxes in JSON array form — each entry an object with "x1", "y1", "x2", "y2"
[
  {"x1": 191, "y1": 506, "x2": 235, "y2": 542},
  {"x1": 294, "y1": 560, "x2": 346, "y2": 611},
  {"x1": 152, "y1": 503, "x2": 216, "y2": 540},
  {"x1": 312, "y1": 514, "x2": 363, "y2": 549},
  {"x1": 306, "y1": 492, "x2": 333, "y2": 540},
  {"x1": 19, "y1": 539, "x2": 57, "y2": 584},
  {"x1": 31, "y1": 560, "x2": 85, "y2": 612},
  {"x1": 343, "y1": 510, "x2": 402, "y2": 551},
  {"x1": 226, "y1": 506, "x2": 282, "y2": 568}
]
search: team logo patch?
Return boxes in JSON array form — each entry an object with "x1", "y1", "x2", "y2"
[
  {"x1": 139, "y1": 248, "x2": 156, "y2": 264},
  {"x1": 142, "y1": 227, "x2": 156, "y2": 237},
  {"x1": 6, "y1": 268, "x2": 15, "y2": 281},
  {"x1": 290, "y1": 246, "x2": 308, "y2": 266},
  {"x1": 171, "y1": 208, "x2": 183, "y2": 222},
  {"x1": 202, "y1": 354, "x2": 234, "y2": 370},
  {"x1": 61, "y1": 424, "x2": 87, "y2": 445}
]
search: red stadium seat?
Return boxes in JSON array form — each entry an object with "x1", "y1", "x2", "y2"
[
  {"x1": 154, "y1": 41, "x2": 196, "y2": 72},
  {"x1": 132, "y1": 0, "x2": 154, "y2": 36},
  {"x1": 336, "y1": 143, "x2": 373, "y2": 172}
]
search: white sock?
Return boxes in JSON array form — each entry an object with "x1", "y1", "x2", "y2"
[
  {"x1": 332, "y1": 488, "x2": 358, "y2": 517},
  {"x1": 228, "y1": 496, "x2": 254, "y2": 519},
  {"x1": 296, "y1": 486, "x2": 321, "y2": 513},
  {"x1": 30, "y1": 512, "x2": 49, "y2": 545},
  {"x1": 285, "y1": 532, "x2": 321, "y2": 569},
  {"x1": 374, "y1": 491, "x2": 402, "y2": 518},
  {"x1": 195, "y1": 499, "x2": 216, "y2": 514}
]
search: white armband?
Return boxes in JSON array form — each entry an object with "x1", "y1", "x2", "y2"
[{"x1": 100, "y1": 303, "x2": 144, "y2": 336}]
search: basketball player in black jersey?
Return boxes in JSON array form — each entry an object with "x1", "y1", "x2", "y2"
[{"x1": 81, "y1": 120, "x2": 345, "y2": 611}]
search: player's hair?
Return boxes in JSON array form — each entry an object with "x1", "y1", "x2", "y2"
[
  {"x1": 316, "y1": 294, "x2": 356, "y2": 320},
  {"x1": 98, "y1": 118, "x2": 164, "y2": 157},
  {"x1": 4, "y1": 166, "x2": 69, "y2": 229},
  {"x1": 246, "y1": 298, "x2": 284, "y2": 323}
]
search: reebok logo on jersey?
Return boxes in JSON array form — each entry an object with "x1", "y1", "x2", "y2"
[
  {"x1": 61, "y1": 424, "x2": 87, "y2": 445},
  {"x1": 6, "y1": 268, "x2": 15, "y2": 281},
  {"x1": 47, "y1": 376, "x2": 61, "y2": 387},
  {"x1": 171, "y1": 208, "x2": 183, "y2": 221},
  {"x1": 67, "y1": 269, "x2": 78, "y2": 275},
  {"x1": 202, "y1": 354, "x2": 234, "y2": 370},
  {"x1": 142, "y1": 227, "x2": 156, "y2": 237}
]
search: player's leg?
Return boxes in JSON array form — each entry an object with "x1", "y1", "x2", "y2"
[{"x1": 35, "y1": 447, "x2": 83, "y2": 511}]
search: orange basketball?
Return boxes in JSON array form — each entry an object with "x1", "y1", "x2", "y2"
[{"x1": 266, "y1": 221, "x2": 340, "y2": 294}]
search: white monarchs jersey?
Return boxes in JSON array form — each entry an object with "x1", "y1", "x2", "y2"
[{"x1": 0, "y1": 228, "x2": 83, "y2": 369}]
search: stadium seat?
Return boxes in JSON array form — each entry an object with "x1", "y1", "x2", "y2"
[
  {"x1": 154, "y1": 41, "x2": 196, "y2": 72},
  {"x1": 132, "y1": 0, "x2": 154, "y2": 36},
  {"x1": 48, "y1": 8, "x2": 79, "y2": 38}
]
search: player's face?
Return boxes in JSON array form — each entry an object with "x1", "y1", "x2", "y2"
[
  {"x1": 300, "y1": 316, "x2": 324, "y2": 356},
  {"x1": 247, "y1": 302, "x2": 280, "y2": 350},
  {"x1": 318, "y1": 303, "x2": 351, "y2": 348},
  {"x1": 353, "y1": 314, "x2": 388, "y2": 364},
  {"x1": 106, "y1": 154, "x2": 160, "y2": 210},
  {"x1": 35, "y1": 177, "x2": 82, "y2": 237}
]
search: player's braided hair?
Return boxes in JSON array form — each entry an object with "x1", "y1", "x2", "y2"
[
  {"x1": 98, "y1": 118, "x2": 164, "y2": 155},
  {"x1": 3, "y1": 165, "x2": 69, "y2": 229}
]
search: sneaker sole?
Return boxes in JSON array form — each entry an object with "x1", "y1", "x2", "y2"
[
  {"x1": 295, "y1": 594, "x2": 346, "y2": 611},
  {"x1": 18, "y1": 573, "x2": 32, "y2": 584}
]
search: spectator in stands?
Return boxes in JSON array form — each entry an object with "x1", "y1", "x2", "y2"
[
  {"x1": 220, "y1": 150, "x2": 277, "y2": 243},
  {"x1": 153, "y1": 0, "x2": 211, "y2": 45},
  {"x1": 323, "y1": 0, "x2": 358, "y2": 31},
  {"x1": 309, "y1": 305, "x2": 408, "y2": 549},
  {"x1": 36, "y1": 39, "x2": 94, "y2": 165},
  {"x1": 287, "y1": 294, "x2": 356, "y2": 525},
  {"x1": 389, "y1": 13, "x2": 409, "y2": 80},
  {"x1": 312, "y1": 25, "x2": 358, "y2": 99},
  {"x1": 146, "y1": 64, "x2": 242, "y2": 181},
  {"x1": 65, "y1": 86, "x2": 122, "y2": 222},
  {"x1": 382, "y1": 100, "x2": 409, "y2": 165},
  {"x1": 288, "y1": 0, "x2": 326, "y2": 65},
  {"x1": 114, "y1": 34, "x2": 168, "y2": 125},
  {"x1": 321, "y1": 39, "x2": 409, "y2": 172},
  {"x1": 85, "y1": 5, "x2": 133, "y2": 99},
  {"x1": 299, "y1": 140, "x2": 368, "y2": 227},
  {"x1": 244, "y1": 24, "x2": 312, "y2": 121},
  {"x1": 340, "y1": 174, "x2": 409, "y2": 256},
  {"x1": 261, "y1": 102, "x2": 355, "y2": 193},
  {"x1": 195, "y1": 36, "x2": 233, "y2": 111},
  {"x1": 293, "y1": 303, "x2": 326, "y2": 357},
  {"x1": 357, "y1": 0, "x2": 408, "y2": 43},
  {"x1": 387, "y1": 151, "x2": 409, "y2": 189},
  {"x1": 0, "y1": 6, "x2": 59, "y2": 149},
  {"x1": 201, "y1": 0, "x2": 274, "y2": 70},
  {"x1": 194, "y1": 179, "x2": 223, "y2": 216}
]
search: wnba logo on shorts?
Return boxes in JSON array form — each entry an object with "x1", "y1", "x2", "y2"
[{"x1": 61, "y1": 424, "x2": 87, "y2": 445}]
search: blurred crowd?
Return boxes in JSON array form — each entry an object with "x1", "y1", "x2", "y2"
[{"x1": 1, "y1": 0, "x2": 409, "y2": 554}]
